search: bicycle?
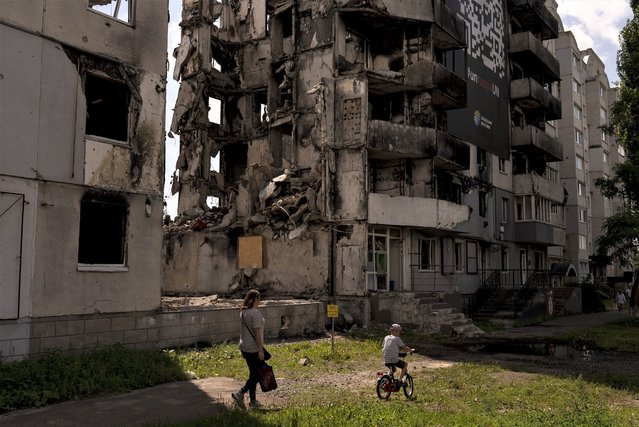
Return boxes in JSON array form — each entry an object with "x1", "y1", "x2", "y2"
[{"x1": 376, "y1": 352, "x2": 415, "y2": 400}]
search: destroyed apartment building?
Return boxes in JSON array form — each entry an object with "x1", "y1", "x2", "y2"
[
  {"x1": 164, "y1": 0, "x2": 570, "y2": 330},
  {"x1": 1, "y1": 0, "x2": 323, "y2": 362}
]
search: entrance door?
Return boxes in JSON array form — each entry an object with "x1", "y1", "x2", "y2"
[
  {"x1": 0, "y1": 193, "x2": 23, "y2": 319},
  {"x1": 367, "y1": 227, "x2": 402, "y2": 291}
]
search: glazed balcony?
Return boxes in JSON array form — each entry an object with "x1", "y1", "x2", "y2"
[
  {"x1": 513, "y1": 173, "x2": 564, "y2": 202},
  {"x1": 367, "y1": 120, "x2": 470, "y2": 170},
  {"x1": 508, "y1": 0, "x2": 559, "y2": 40},
  {"x1": 514, "y1": 222, "x2": 565, "y2": 246},
  {"x1": 510, "y1": 78, "x2": 561, "y2": 121},
  {"x1": 368, "y1": 193, "x2": 470, "y2": 230},
  {"x1": 432, "y1": 0, "x2": 466, "y2": 49},
  {"x1": 509, "y1": 32, "x2": 560, "y2": 83},
  {"x1": 338, "y1": 0, "x2": 465, "y2": 49},
  {"x1": 512, "y1": 125, "x2": 563, "y2": 162},
  {"x1": 405, "y1": 60, "x2": 467, "y2": 109}
]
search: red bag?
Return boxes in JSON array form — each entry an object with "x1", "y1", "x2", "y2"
[{"x1": 258, "y1": 363, "x2": 278, "y2": 392}]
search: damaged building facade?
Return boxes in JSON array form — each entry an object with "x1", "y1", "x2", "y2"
[
  {"x1": 0, "y1": 0, "x2": 324, "y2": 362},
  {"x1": 165, "y1": 0, "x2": 566, "y2": 328},
  {"x1": 0, "y1": 1, "x2": 168, "y2": 360}
]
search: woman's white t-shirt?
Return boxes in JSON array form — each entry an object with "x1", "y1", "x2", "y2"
[{"x1": 239, "y1": 308, "x2": 265, "y2": 353}]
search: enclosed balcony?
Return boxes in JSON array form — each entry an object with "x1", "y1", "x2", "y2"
[
  {"x1": 508, "y1": 0, "x2": 559, "y2": 40},
  {"x1": 513, "y1": 173, "x2": 564, "y2": 202},
  {"x1": 510, "y1": 78, "x2": 561, "y2": 121},
  {"x1": 367, "y1": 120, "x2": 470, "y2": 170},
  {"x1": 338, "y1": 0, "x2": 465, "y2": 50},
  {"x1": 432, "y1": 0, "x2": 466, "y2": 49},
  {"x1": 512, "y1": 125, "x2": 563, "y2": 162},
  {"x1": 509, "y1": 32, "x2": 559, "y2": 83},
  {"x1": 405, "y1": 60, "x2": 467, "y2": 109},
  {"x1": 368, "y1": 193, "x2": 470, "y2": 230},
  {"x1": 514, "y1": 222, "x2": 565, "y2": 246}
]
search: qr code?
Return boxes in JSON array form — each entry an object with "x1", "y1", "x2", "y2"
[{"x1": 460, "y1": 0, "x2": 506, "y2": 79}]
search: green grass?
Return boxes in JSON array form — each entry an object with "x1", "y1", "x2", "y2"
[
  {"x1": 4, "y1": 321, "x2": 639, "y2": 425},
  {"x1": 171, "y1": 363, "x2": 639, "y2": 426},
  {"x1": 0, "y1": 344, "x2": 186, "y2": 411},
  {"x1": 175, "y1": 335, "x2": 382, "y2": 380},
  {"x1": 557, "y1": 318, "x2": 639, "y2": 352}
]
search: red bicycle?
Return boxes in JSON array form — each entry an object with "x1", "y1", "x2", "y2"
[{"x1": 376, "y1": 352, "x2": 415, "y2": 400}]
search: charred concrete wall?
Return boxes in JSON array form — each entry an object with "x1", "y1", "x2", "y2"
[
  {"x1": 164, "y1": 0, "x2": 475, "y2": 305},
  {"x1": 0, "y1": 1, "x2": 167, "y2": 326}
]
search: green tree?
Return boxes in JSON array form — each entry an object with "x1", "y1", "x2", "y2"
[{"x1": 594, "y1": 0, "x2": 639, "y2": 268}]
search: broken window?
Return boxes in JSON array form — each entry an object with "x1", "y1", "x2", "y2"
[
  {"x1": 479, "y1": 191, "x2": 487, "y2": 218},
  {"x1": 418, "y1": 239, "x2": 436, "y2": 271},
  {"x1": 209, "y1": 98, "x2": 223, "y2": 125},
  {"x1": 78, "y1": 193, "x2": 127, "y2": 266},
  {"x1": 88, "y1": 0, "x2": 133, "y2": 24},
  {"x1": 85, "y1": 73, "x2": 130, "y2": 143},
  {"x1": 454, "y1": 241, "x2": 464, "y2": 272},
  {"x1": 436, "y1": 171, "x2": 461, "y2": 204},
  {"x1": 222, "y1": 143, "x2": 248, "y2": 184},
  {"x1": 253, "y1": 91, "x2": 268, "y2": 124},
  {"x1": 272, "y1": 6, "x2": 294, "y2": 57}
]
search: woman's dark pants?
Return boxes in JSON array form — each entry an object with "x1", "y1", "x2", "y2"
[{"x1": 240, "y1": 351, "x2": 261, "y2": 401}]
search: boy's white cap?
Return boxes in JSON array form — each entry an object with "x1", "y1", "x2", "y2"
[{"x1": 390, "y1": 323, "x2": 402, "y2": 331}]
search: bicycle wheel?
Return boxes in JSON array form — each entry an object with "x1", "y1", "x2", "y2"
[
  {"x1": 376, "y1": 375, "x2": 392, "y2": 400},
  {"x1": 402, "y1": 374, "x2": 415, "y2": 400}
]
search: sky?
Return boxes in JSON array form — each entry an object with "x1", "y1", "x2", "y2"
[{"x1": 162, "y1": 0, "x2": 634, "y2": 218}]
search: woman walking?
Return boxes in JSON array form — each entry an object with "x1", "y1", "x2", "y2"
[{"x1": 232, "y1": 289, "x2": 266, "y2": 409}]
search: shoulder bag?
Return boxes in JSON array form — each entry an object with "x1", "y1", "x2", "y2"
[
  {"x1": 241, "y1": 311, "x2": 272, "y2": 360},
  {"x1": 258, "y1": 363, "x2": 278, "y2": 392}
]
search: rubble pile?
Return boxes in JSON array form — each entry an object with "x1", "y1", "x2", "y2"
[{"x1": 164, "y1": 169, "x2": 323, "y2": 240}]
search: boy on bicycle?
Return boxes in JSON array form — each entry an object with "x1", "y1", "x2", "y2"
[{"x1": 382, "y1": 324, "x2": 415, "y2": 383}]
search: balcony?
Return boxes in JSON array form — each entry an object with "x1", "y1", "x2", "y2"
[
  {"x1": 510, "y1": 78, "x2": 561, "y2": 121},
  {"x1": 368, "y1": 193, "x2": 470, "y2": 230},
  {"x1": 338, "y1": 0, "x2": 465, "y2": 49},
  {"x1": 508, "y1": 0, "x2": 559, "y2": 40},
  {"x1": 509, "y1": 32, "x2": 559, "y2": 83},
  {"x1": 514, "y1": 222, "x2": 565, "y2": 246},
  {"x1": 405, "y1": 60, "x2": 467, "y2": 109},
  {"x1": 513, "y1": 173, "x2": 564, "y2": 202},
  {"x1": 512, "y1": 125, "x2": 563, "y2": 162},
  {"x1": 367, "y1": 121, "x2": 470, "y2": 170},
  {"x1": 432, "y1": 0, "x2": 466, "y2": 49}
]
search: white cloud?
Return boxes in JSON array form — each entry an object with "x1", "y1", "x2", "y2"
[
  {"x1": 556, "y1": 0, "x2": 632, "y2": 82},
  {"x1": 557, "y1": 0, "x2": 631, "y2": 46}
]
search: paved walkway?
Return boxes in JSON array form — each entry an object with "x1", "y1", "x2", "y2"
[
  {"x1": 488, "y1": 308, "x2": 631, "y2": 339},
  {"x1": 0, "y1": 310, "x2": 632, "y2": 426}
]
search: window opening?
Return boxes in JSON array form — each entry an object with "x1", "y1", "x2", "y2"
[
  {"x1": 209, "y1": 98, "x2": 223, "y2": 124},
  {"x1": 85, "y1": 73, "x2": 130, "y2": 142},
  {"x1": 78, "y1": 193, "x2": 127, "y2": 265},
  {"x1": 419, "y1": 239, "x2": 435, "y2": 271},
  {"x1": 88, "y1": 0, "x2": 132, "y2": 23}
]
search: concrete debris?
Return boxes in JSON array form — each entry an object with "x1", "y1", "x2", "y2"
[{"x1": 165, "y1": 169, "x2": 322, "y2": 240}]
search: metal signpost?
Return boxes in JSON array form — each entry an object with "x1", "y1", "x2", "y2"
[{"x1": 327, "y1": 304, "x2": 338, "y2": 352}]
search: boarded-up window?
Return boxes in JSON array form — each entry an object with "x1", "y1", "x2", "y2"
[{"x1": 238, "y1": 236, "x2": 264, "y2": 269}]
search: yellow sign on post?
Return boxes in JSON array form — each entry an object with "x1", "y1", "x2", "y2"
[
  {"x1": 327, "y1": 304, "x2": 338, "y2": 353},
  {"x1": 327, "y1": 304, "x2": 339, "y2": 318}
]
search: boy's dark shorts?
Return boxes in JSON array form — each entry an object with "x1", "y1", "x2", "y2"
[{"x1": 387, "y1": 359, "x2": 406, "y2": 370}]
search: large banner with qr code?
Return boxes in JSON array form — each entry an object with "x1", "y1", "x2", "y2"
[{"x1": 446, "y1": 0, "x2": 510, "y2": 158}]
